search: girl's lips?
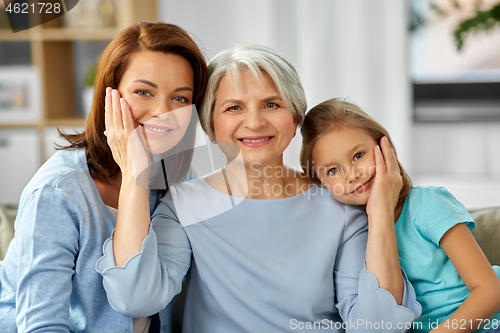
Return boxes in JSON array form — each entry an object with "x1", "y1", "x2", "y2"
[
  {"x1": 350, "y1": 177, "x2": 374, "y2": 195},
  {"x1": 140, "y1": 123, "x2": 175, "y2": 138},
  {"x1": 237, "y1": 136, "x2": 273, "y2": 147}
]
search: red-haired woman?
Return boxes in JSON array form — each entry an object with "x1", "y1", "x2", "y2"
[{"x1": 0, "y1": 22, "x2": 207, "y2": 333}]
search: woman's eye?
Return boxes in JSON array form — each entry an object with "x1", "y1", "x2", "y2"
[
  {"x1": 136, "y1": 90, "x2": 152, "y2": 97},
  {"x1": 327, "y1": 167, "x2": 338, "y2": 176},
  {"x1": 173, "y1": 96, "x2": 189, "y2": 103},
  {"x1": 354, "y1": 152, "x2": 365, "y2": 160}
]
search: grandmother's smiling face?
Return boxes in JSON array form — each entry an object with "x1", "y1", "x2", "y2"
[{"x1": 212, "y1": 69, "x2": 297, "y2": 167}]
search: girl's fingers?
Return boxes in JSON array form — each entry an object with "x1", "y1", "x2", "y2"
[
  {"x1": 380, "y1": 136, "x2": 397, "y2": 173},
  {"x1": 374, "y1": 144, "x2": 386, "y2": 176},
  {"x1": 112, "y1": 89, "x2": 123, "y2": 131},
  {"x1": 120, "y1": 98, "x2": 135, "y2": 133}
]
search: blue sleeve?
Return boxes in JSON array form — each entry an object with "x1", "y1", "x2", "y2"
[
  {"x1": 334, "y1": 205, "x2": 421, "y2": 332},
  {"x1": 15, "y1": 186, "x2": 80, "y2": 333},
  {"x1": 96, "y1": 191, "x2": 191, "y2": 317},
  {"x1": 415, "y1": 187, "x2": 475, "y2": 245}
]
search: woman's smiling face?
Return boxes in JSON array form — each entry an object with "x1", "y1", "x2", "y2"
[
  {"x1": 117, "y1": 50, "x2": 194, "y2": 153},
  {"x1": 312, "y1": 126, "x2": 378, "y2": 206},
  {"x1": 212, "y1": 68, "x2": 297, "y2": 167}
]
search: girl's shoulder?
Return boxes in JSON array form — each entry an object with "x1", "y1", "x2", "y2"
[
  {"x1": 407, "y1": 186, "x2": 462, "y2": 208},
  {"x1": 403, "y1": 186, "x2": 474, "y2": 244}
]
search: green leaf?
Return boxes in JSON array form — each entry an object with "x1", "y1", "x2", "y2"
[
  {"x1": 453, "y1": 4, "x2": 500, "y2": 51},
  {"x1": 84, "y1": 64, "x2": 97, "y2": 88}
]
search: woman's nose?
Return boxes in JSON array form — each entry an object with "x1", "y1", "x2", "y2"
[{"x1": 150, "y1": 99, "x2": 170, "y2": 117}]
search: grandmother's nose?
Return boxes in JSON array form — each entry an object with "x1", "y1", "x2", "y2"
[{"x1": 244, "y1": 109, "x2": 266, "y2": 130}]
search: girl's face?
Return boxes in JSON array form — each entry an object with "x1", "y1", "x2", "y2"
[
  {"x1": 117, "y1": 50, "x2": 194, "y2": 154},
  {"x1": 212, "y1": 69, "x2": 296, "y2": 167},
  {"x1": 312, "y1": 126, "x2": 378, "y2": 206}
]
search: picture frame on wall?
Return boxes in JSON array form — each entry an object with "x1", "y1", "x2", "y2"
[{"x1": 0, "y1": 66, "x2": 41, "y2": 122}]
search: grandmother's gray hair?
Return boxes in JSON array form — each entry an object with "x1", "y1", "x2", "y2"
[{"x1": 199, "y1": 44, "x2": 307, "y2": 140}]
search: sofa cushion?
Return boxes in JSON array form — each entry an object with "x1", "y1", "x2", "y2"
[
  {"x1": 0, "y1": 204, "x2": 17, "y2": 260},
  {"x1": 469, "y1": 206, "x2": 500, "y2": 266}
]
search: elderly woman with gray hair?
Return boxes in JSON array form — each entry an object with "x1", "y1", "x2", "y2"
[{"x1": 97, "y1": 44, "x2": 421, "y2": 332}]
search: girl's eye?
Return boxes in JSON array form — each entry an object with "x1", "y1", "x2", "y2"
[
  {"x1": 173, "y1": 96, "x2": 189, "y2": 103},
  {"x1": 327, "y1": 167, "x2": 339, "y2": 176},
  {"x1": 136, "y1": 90, "x2": 152, "y2": 97},
  {"x1": 354, "y1": 152, "x2": 365, "y2": 160}
]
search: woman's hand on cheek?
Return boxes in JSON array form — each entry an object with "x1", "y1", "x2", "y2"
[
  {"x1": 104, "y1": 87, "x2": 148, "y2": 178},
  {"x1": 365, "y1": 136, "x2": 402, "y2": 222}
]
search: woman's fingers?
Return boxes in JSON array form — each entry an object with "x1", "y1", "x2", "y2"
[
  {"x1": 120, "y1": 98, "x2": 135, "y2": 134},
  {"x1": 112, "y1": 89, "x2": 123, "y2": 131},
  {"x1": 104, "y1": 87, "x2": 112, "y2": 136}
]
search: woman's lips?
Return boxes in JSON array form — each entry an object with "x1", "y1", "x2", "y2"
[
  {"x1": 238, "y1": 136, "x2": 273, "y2": 147},
  {"x1": 350, "y1": 177, "x2": 374, "y2": 195},
  {"x1": 140, "y1": 123, "x2": 175, "y2": 137}
]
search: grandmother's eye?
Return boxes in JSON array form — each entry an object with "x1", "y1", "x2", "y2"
[
  {"x1": 265, "y1": 102, "x2": 279, "y2": 109},
  {"x1": 226, "y1": 106, "x2": 241, "y2": 112}
]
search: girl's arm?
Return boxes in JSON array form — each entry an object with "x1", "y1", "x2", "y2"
[
  {"x1": 365, "y1": 137, "x2": 404, "y2": 304},
  {"x1": 105, "y1": 88, "x2": 151, "y2": 266},
  {"x1": 334, "y1": 204, "x2": 421, "y2": 332},
  {"x1": 431, "y1": 223, "x2": 500, "y2": 332}
]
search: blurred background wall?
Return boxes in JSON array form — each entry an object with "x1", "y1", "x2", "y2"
[
  {"x1": 160, "y1": 0, "x2": 500, "y2": 208},
  {"x1": 1, "y1": 0, "x2": 499, "y2": 208}
]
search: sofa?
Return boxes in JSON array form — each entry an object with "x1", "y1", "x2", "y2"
[
  {"x1": 1, "y1": 204, "x2": 499, "y2": 265},
  {"x1": 0, "y1": 204, "x2": 499, "y2": 332},
  {"x1": 469, "y1": 206, "x2": 500, "y2": 266}
]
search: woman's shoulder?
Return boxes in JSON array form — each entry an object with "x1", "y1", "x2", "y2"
[{"x1": 21, "y1": 149, "x2": 93, "y2": 201}]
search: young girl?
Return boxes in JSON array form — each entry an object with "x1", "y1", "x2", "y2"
[{"x1": 300, "y1": 98, "x2": 500, "y2": 333}]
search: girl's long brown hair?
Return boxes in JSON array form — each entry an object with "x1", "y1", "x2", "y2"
[
  {"x1": 61, "y1": 22, "x2": 208, "y2": 184},
  {"x1": 300, "y1": 98, "x2": 412, "y2": 206}
]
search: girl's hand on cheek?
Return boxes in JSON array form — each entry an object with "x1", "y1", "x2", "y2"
[{"x1": 365, "y1": 136, "x2": 403, "y2": 222}]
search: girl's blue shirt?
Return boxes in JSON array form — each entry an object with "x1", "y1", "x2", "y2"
[{"x1": 395, "y1": 186, "x2": 500, "y2": 333}]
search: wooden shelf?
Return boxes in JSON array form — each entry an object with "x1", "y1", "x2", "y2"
[
  {"x1": 0, "y1": 122, "x2": 40, "y2": 129},
  {"x1": 0, "y1": 29, "x2": 31, "y2": 41},
  {"x1": 0, "y1": 0, "x2": 158, "y2": 163},
  {"x1": 44, "y1": 118, "x2": 86, "y2": 127},
  {"x1": 30, "y1": 28, "x2": 118, "y2": 41}
]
